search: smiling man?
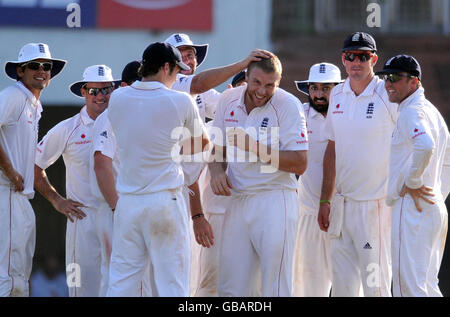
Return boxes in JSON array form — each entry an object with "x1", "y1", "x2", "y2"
[
  {"x1": 0, "y1": 43, "x2": 66, "y2": 297},
  {"x1": 210, "y1": 54, "x2": 308, "y2": 297},
  {"x1": 377, "y1": 55, "x2": 449, "y2": 297},
  {"x1": 34, "y1": 65, "x2": 120, "y2": 297},
  {"x1": 293, "y1": 62, "x2": 343, "y2": 297},
  {"x1": 318, "y1": 32, "x2": 398, "y2": 297}
]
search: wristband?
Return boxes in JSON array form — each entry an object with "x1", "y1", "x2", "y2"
[
  {"x1": 320, "y1": 199, "x2": 331, "y2": 205},
  {"x1": 191, "y1": 213, "x2": 204, "y2": 220}
]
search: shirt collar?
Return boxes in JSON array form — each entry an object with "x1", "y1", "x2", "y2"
[
  {"x1": 399, "y1": 87, "x2": 425, "y2": 111},
  {"x1": 131, "y1": 80, "x2": 168, "y2": 90},
  {"x1": 342, "y1": 76, "x2": 378, "y2": 97},
  {"x1": 305, "y1": 103, "x2": 325, "y2": 119},
  {"x1": 16, "y1": 81, "x2": 42, "y2": 109},
  {"x1": 80, "y1": 106, "x2": 95, "y2": 126}
]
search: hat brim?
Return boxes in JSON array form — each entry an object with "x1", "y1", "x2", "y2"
[
  {"x1": 69, "y1": 80, "x2": 122, "y2": 98},
  {"x1": 294, "y1": 80, "x2": 344, "y2": 96},
  {"x1": 177, "y1": 60, "x2": 191, "y2": 72},
  {"x1": 4, "y1": 58, "x2": 66, "y2": 81},
  {"x1": 342, "y1": 46, "x2": 376, "y2": 52},
  {"x1": 192, "y1": 44, "x2": 208, "y2": 67}
]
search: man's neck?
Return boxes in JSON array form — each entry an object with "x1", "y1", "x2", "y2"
[
  {"x1": 142, "y1": 73, "x2": 171, "y2": 88},
  {"x1": 349, "y1": 74, "x2": 374, "y2": 96},
  {"x1": 20, "y1": 81, "x2": 42, "y2": 100}
]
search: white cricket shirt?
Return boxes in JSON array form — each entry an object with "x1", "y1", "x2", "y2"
[
  {"x1": 107, "y1": 80, "x2": 206, "y2": 195},
  {"x1": 298, "y1": 103, "x2": 329, "y2": 216},
  {"x1": 212, "y1": 85, "x2": 308, "y2": 194},
  {"x1": 387, "y1": 87, "x2": 449, "y2": 205},
  {"x1": 89, "y1": 109, "x2": 119, "y2": 203},
  {"x1": 36, "y1": 106, "x2": 97, "y2": 207},
  {"x1": 323, "y1": 76, "x2": 398, "y2": 201},
  {"x1": 173, "y1": 74, "x2": 221, "y2": 185},
  {"x1": 0, "y1": 82, "x2": 42, "y2": 198}
]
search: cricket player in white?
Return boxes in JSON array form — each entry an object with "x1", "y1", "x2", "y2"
[
  {"x1": 89, "y1": 61, "x2": 151, "y2": 297},
  {"x1": 318, "y1": 32, "x2": 397, "y2": 297},
  {"x1": 211, "y1": 55, "x2": 308, "y2": 297},
  {"x1": 376, "y1": 55, "x2": 449, "y2": 297},
  {"x1": 165, "y1": 33, "x2": 273, "y2": 296},
  {"x1": 0, "y1": 43, "x2": 66, "y2": 297},
  {"x1": 293, "y1": 62, "x2": 343, "y2": 297},
  {"x1": 34, "y1": 65, "x2": 120, "y2": 297},
  {"x1": 192, "y1": 74, "x2": 248, "y2": 297},
  {"x1": 106, "y1": 42, "x2": 209, "y2": 297}
]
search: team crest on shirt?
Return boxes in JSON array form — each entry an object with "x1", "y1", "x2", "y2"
[
  {"x1": 333, "y1": 104, "x2": 343, "y2": 114},
  {"x1": 366, "y1": 102, "x2": 374, "y2": 118},
  {"x1": 196, "y1": 95, "x2": 202, "y2": 107},
  {"x1": 261, "y1": 117, "x2": 269, "y2": 128}
]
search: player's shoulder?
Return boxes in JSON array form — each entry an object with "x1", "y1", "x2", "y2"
[
  {"x1": 271, "y1": 88, "x2": 303, "y2": 111},
  {"x1": 0, "y1": 84, "x2": 27, "y2": 103},
  {"x1": 330, "y1": 81, "x2": 345, "y2": 98},
  {"x1": 50, "y1": 110, "x2": 83, "y2": 135}
]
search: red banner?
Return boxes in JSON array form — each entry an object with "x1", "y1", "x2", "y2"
[{"x1": 98, "y1": 0, "x2": 212, "y2": 31}]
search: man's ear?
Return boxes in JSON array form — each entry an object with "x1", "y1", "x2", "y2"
[
  {"x1": 16, "y1": 66, "x2": 25, "y2": 78},
  {"x1": 371, "y1": 54, "x2": 378, "y2": 67}
]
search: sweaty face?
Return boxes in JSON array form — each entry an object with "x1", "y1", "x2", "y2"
[
  {"x1": 81, "y1": 82, "x2": 115, "y2": 120},
  {"x1": 244, "y1": 67, "x2": 281, "y2": 109},
  {"x1": 17, "y1": 58, "x2": 52, "y2": 94},
  {"x1": 342, "y1": 50, "x2": 377, "y2": 82},
  {"x1": 179, "y1": 46, "x2": 197, "y2": 75},
  {"x1": 384, "y1": 73, "x2": 417, "y2": 104},
  {"x1": 308, "y1": 83, "x2": 335, "y2": 114}
]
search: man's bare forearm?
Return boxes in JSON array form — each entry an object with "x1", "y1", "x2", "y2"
[
  {"x1": 190, "y1": 62, "x2": 247, "y2": 94},
  {"x1": 34, "y1": 164, "x2": 64, "y2": 207},
  {"x1": 94, "y1": 152, "x2": 118, "y2": 210},
  {"x1": 320, "y1": 141, "x2": 336, "y2": 201}
]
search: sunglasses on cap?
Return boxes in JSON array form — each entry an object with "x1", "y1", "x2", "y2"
[
  {"x1": 344, "y1": 52, "x2": 373, "y2": 62},
  {"x1": 380, "y1": 73, "x2": 416, "y2": 83},
  {"x1": 83, "y1": 85, "x2": 114, "y2": 96},
  {"x1": 22, "y1": 61, "x2": 53, "y2": 72}
]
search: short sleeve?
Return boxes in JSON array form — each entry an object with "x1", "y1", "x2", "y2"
[
  {"x1": 210, "y1": 91, "x2": 229, "y2": 147},
  {"x1": 202, "y1": 89, "x2": 221, "y2": 120},
  {"x1": 172, "y1": 74, "x2": 194, "y2": 95},
  {"x1": 278, "y1": 97, "x2": 308, "y2": 151},
  {"x1": 0, "y1": 87, "x2": 22, "y2": 127},
  {"x1": 322, "y1": 94, "x2": 335, "y2": 141},
  {"x1": 35, "y1": 122, "x2": 69, "y2": 169},
  {"x1": 92, "y1": 114, "x2": 115, "y2": 160}
]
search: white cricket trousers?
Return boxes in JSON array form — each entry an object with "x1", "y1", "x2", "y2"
[
  {"x1": 107, "y1": 189, "x2": 190, "y2": 297},
  {"x1": 293, "y1": 213, "x2": 332, "y2": 297},
  {"x1": 391, "y1": 195, "x2": 448, "y2": 297},
  {"x1": 66, "y1": 205, "x2": 101, "y2": 297},
  {"x1": 330, "y1": 198, "x2": 392, "y2": 297},
  {"x1": 0, "y1": 186, "x2": 35, "y2": 297},
  {"x1": 192, "y1": 212, "x2": 224, "y2": 297},
  {"x1": 96, "y1": 202, "x2": 151, "y2": 297},
  {"x1": 218, "y1": 189, "x2": 299, "y2": 297}
]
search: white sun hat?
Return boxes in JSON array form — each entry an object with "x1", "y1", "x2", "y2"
[
  {"x1": 165, "y1": 33, "x2": 209, "y2": 67},
  {"x1": 69, "y1": 65, "x2": 121, "y2": 97},
  {"x1": 294, "y1": 62, "x2": 344, "y2": 96},
  {"x1": 4, "y1": 43, "x2": 67, "y2": 80}
]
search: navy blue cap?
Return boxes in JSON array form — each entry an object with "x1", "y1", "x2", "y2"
[
  {"x1": 121, "y1": 60, "x2": 141, "y2": 84},
  {"x1": 142, "y1": 42, "x2": 190, "y2": 72},
  {"x1": 375, "y1": 55, "x2": 422, "y2": 80},
  {"x1": 231, "y1": 70, "x2": 246, "y2": 87},
  {"x1": 342, "y1": 32, "x2": 377, "y2": 52}
]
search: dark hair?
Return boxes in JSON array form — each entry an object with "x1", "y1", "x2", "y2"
[
  {"x1": 138, "y1": 60, "x2": 177, "y2": 78},
  {"x1": 247, "y1": 55, "x2": 282, "y2": 76}
]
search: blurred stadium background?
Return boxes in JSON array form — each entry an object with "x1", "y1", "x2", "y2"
[{"x1": 0, "y1": 0, "x2": 449, "y2": 296}]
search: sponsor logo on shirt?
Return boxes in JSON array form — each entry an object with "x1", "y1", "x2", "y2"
[
  {"x1": 296, "y1": 131, "x2": 308, "y2": 144},
  {"x1": 412, "y1": 128, "x2": 426, "y2": 139},
  {"x1": 100, "y1": 131, "x2": 108, "y2": 138},
  {"x1": 333, "y1": 104, "x2": 343, "y2": 114},
  {"x1": 225, "y1": 110, "x2": 238, "y2": 123},
  {"x1": 75, "y1": 134, "x2": 91, "y2": 145}
]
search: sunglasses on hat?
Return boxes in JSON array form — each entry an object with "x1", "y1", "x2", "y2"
[
  {"x1": 22, "y1": 61, "x2": 53, "y2": 72},
  {"x1": 380, "y1": 73, "x2": 415, "y2": 83},
  {"x1": 344, "y1": 52, "x2": 373, "y2": 63},
  {"x1": 83, "y1": 85, "x2": 114, "y2": 96}
]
